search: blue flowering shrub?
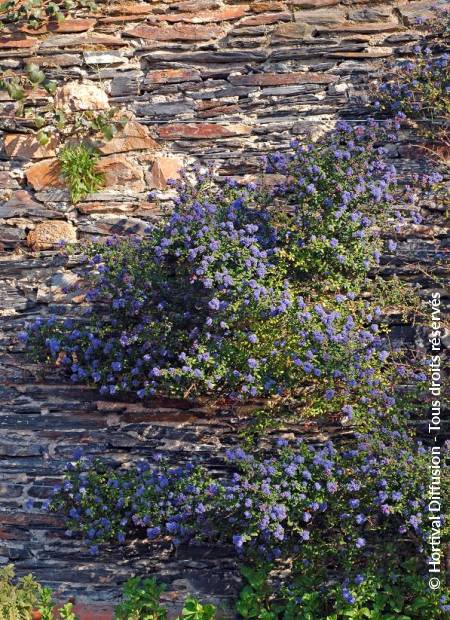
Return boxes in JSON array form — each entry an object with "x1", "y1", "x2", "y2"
[
  {"x1": 22, "y1": 111, "x2": 449, "y2": 617},
  {"x1": 375, "y1": 49, "x2": 449, "y2": 140},
  {"x1": 46, "y1": 432, "x2": 450, "y2": 616},
  {"x1": 47, "y1": 432, "x2": 448, "y2": 558},
  {"x1": 23, "y1": 120, "x2": 437, "y2": 427},
  {"x1": 374, "y1": 8, "x2": 449, "y2": 149}
]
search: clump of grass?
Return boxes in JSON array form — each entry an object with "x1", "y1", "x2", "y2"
[{"x1": 58, "y1": 143, "x2": 104, "y2": 203}]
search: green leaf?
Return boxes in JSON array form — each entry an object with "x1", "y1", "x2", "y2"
[
  {"x1": 37, "y1": 130, "x2": 50, "y2": 146},
  {"x1": 6, "y1": 82, "x2": 25, "y2": 101},
  {"x1": 43, "y1": 79, "x2": 57, "y2": 95},
  {"x1": 34, "y1": 115, "x2": 46, "y2": 129},
  {"x1": 26, "y1": 63, "x2": 46, "y2": 85},
  {"x1": 101, "y1": 124, "x2": 116, "y2": 141}
]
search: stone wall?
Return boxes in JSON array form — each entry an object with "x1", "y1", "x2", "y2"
[{"x1": 0, "y1": 0, "x2": 448, "y2": 617}]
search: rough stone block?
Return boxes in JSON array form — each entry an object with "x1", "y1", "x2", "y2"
[
  {"x1": 26, "y1": 220, "x2": 77, "y2": 250},
  {"x1": 54, "y1": 80, "x2": 110, "y2": 113},
  {"x1": 146, "y1": 69, "x2": 202, "y2": 84},
  {"x1": 18, "y1": 18, "x2": 97, "y2": 34},
  {"x1": 152, "y1": 6, "x2": 249, "y2": 23},
  {"x1": 157, "y1": 123, "x2": 252, "y2": 139},
  {"x1": 148, "y1": 156, "x2": 184, "y2": 189},
  {"x1": 293, "y1": 7, "x2": 346, "y2": 25},
  {"x1": 0, "y1": 36, "x2": 37, "y2": 48},
  {"x1": 25, "y1": 159, "x2": 64, "y2": 191},
  {"x1": 229, "y1": 71, "x2": 336, "y2": 86},
  {"x1": 98, "y1": 121, "x2": 159, "y2": 155},
  {"x1": 0, "y1": 191, "x2": 59, "y2": 219},
  {"x1": 4, "y1": 135, "x2": 59, "y2": 160},
  {"x1": 96, "y1": 155, "x2": 145, "y2": 192},
  {"x1": 126, "y1": 24, "x2": 224, "y2": 41}
]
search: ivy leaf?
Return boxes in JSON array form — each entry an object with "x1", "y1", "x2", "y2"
[
  {"x1": 6, "y1": 82, "x2": 25, "y2": 101},
  {"x1": 36, "y1": 130, "x2": 50, "y2": 146},
  {"x1": 26, "y1": 64, "x2": 46, "y2": 85},
  {"x1": 34, "y1": 115, "x2": 46, "y2": 129},
  {"x1": 43, "y1": 80, "x2": 57, "y2": 95},
  {"x1": 46, "y1": 2, "x2": 60, "y2": 14},
  {"x1": 101, "y1": 124, "x2": 116, "y2": 141},
  {"x1": 54, "y1": 110, "x2": 66, "y2": 123}
]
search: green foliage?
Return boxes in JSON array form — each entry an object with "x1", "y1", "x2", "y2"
[
  {"x1": 0, "y1": 565, "x2": 41, "y2": 620},
  {"x1": 47, "y1": 428, "x2": 449, "y2": 574},
  {"x1": 25, "y1": 121, "x2": 441, "y2": 424},
  {"x1": 0, "y1": 567, "x2": 218, "y2": 620},
  {"x1": 38, "y1": 587, "x2": 56, "y2": 620},
  {"x1": 0, "y1": 63, "x2": 56, "y2": 117},
  {"x1": 114, "y1": 577, "x2": 218, "y2": 620},
  {"x1": 235, "y1": 559, "x2": 450, "y2": 619},
  {"x1": 0, "y1": 0, "x2": 98, "y2": 30},
  {"x1": 51, "y1": 106, "x2": 128, "y2": 143},
  {"x1": 369, "y1": 276, "x2": 423, "y2": 320},
  {"x1": 0, "y1": 78, "x2": 25, "y2": 102},
  {"x1": 114, "y1": 577, "x2": 168, "y2": 620},
  {"x1": 0, "y1": 65, "x2": 128, "y2": 149},
  {"x1": 181, "y1": 597, "x2": 216, "y2": 620},
  {"x1": 235, "y1": 567, "x2": 279, "y2": 620},
  {"x1": 374, "y1": 46, "x2": 449, "y2": 150},
  {"x1": 87, "y1": 109, "x2": 128, "y2": 142},
  {"x1": 0, "y1": 565, "x2": 81, "y2": 619},
  {"x1": 58, "y1": 143, "x2": 104, "y2": 203},
  {"x1": 58, "y1": 602, "x2": 79, "y2": 620}
]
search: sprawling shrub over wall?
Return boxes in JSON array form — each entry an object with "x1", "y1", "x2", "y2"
[
  {"x1": 24, "y1": 116, "x2": 449, "y2": 617},
  {"x1": 46, "y1": 431, "x2": 450, "y2": 616},
  {"x1": 23, "y1": 120, "x2": 438, "y2": 425},
  {"x1": 375, "y1": 48, "x2": 449, "y2": 144},
  {"x1": 50, "y1": 431, "x2": 444, "y2": 559}
]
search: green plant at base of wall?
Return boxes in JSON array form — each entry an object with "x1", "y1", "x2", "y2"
[
  {"x1": 0, "y1": 565, "x2": 41, "y2": 620},
  {"x1": 38, "y1": 587, "x2": 57, "y2": 620},
  {"x1": 181, "y1": 598, "x2": 217, "y2": 620},
  {"x1": 235, "y1": 558, "x2": 450, "y2": 619},
  {"x1": 58, "y1": 143, "x2": 104, "y2": 203},
  {"x1": 58, "y1": 602, "x2": 79, "y2": 620},
  {"x1": 114, "y1": 577, "x2": 168, "y2": 620},
  {"x1": 114, "y1": 577, "x2": 219, "y2": 620},
  {"x1": 0, "y1": 565, "x2": 78, "y2": 620}
]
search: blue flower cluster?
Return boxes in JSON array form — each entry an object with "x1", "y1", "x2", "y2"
[
  {"x1": 375, "y1": 44, "x2": 449, "y2": 145},
  {"x1": 21, "y1": 121, "x2": 436, "y2": 426},
  {"x1": 44, "y1": 430, "x2": 445, "y2": 567}
]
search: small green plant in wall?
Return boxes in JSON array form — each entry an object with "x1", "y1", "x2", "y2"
[
  {"x1": 0, "y1": 63, "x2": 57, "y2": 115},
  {"x1": 58, "y1": 143, "x2": 105, "y2": 203},
  {"x1": 0, "y1": 0, "x2": 98, "y2": 30},
  {"x1": 0, "y1": 65, "x2": 128, "y2": 159},
  {"x1": 0, "y1": 67, "x2": 127, "y2": 143}
]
